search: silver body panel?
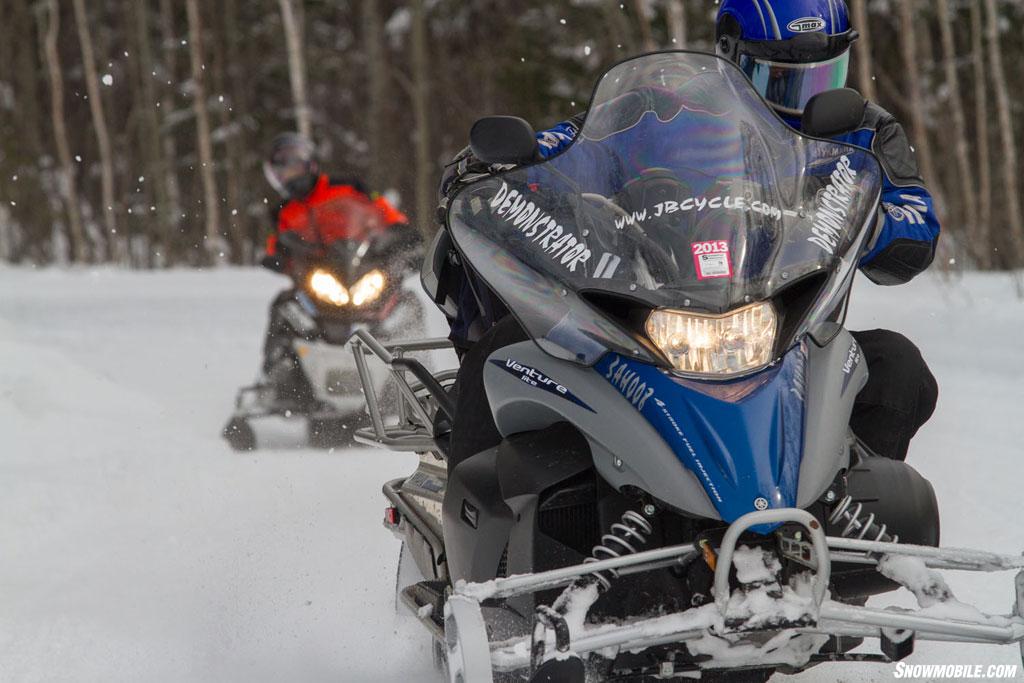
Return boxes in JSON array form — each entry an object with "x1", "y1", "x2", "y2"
[{"x1": 485, "y1": 341, "x2": 718, "y2": 519}]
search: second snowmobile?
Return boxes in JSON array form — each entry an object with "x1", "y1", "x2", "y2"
[{"x1": 224, "y1": 195, "x2": 424, "y2": 450}]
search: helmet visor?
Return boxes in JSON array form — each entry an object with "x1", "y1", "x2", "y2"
[
  {"x1": 263, "y1": 158, "x2": 312, "y2": 197},
  {"x1": 739, "y1": 50, "x2": 850, "y2": 116}
]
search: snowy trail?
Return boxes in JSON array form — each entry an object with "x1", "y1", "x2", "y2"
[{"x1": 1, "y1": 266, "x2": 1022, "y2": 682}]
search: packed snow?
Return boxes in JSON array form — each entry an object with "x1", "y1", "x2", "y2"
[{"x1": 2, "y1": 265, "x2": 1023, "y2": 682}]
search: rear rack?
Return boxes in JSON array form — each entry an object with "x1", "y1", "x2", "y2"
[{"x1": 347, "y1": 329, "x2": 457, "y2": 453}]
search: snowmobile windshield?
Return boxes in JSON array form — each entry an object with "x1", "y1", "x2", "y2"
[
  {"x1": 447, "y1": 52, "x2": 883, "y2": 366},
  {"x1": 284, "y1": 195, "x2": 388, "y2": 248}
]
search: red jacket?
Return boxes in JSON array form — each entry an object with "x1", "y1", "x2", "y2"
[{"x1": 265, "y1": 174, "x2": 408, "y2": 256}]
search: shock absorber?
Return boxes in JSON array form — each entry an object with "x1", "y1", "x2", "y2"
[
  {"x1": 583, "y1": 510, "x2": 655, "y2": 591},
  {"x1": 828, "y1": 495, "x2": 898, "y2": 543},
  {"x1": 535, "y1": 509, "x2": 655, "y2": 674}
]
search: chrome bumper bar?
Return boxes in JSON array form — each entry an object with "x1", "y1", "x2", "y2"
[{"x1": 445, "y1": 508, "x2": 1024, "y2": 680}]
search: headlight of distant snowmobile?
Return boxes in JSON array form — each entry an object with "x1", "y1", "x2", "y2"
[
  {"x1": 645, "y1": 302, "x2": 777, "y2": 377},
  {"x1": 350, "y1": 270, "x2": 386, "y2": 306},
  {"x1": 309, "y1": 269, "x2": 350, "y2": 306}
]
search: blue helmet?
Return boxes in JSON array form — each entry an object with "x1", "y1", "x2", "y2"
[{"x1": 716, "y1": 0, "x2": 858, "y2": 116}]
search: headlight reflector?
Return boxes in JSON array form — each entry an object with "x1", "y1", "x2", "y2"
[
  {"x1": 309, "y1": 269, "x2": 349, "y2": 306},
  {"x1": 350, "y1": 269, "x2": 386, "y2": 306},
  {"x1": 645, "y1": 302, "x2": 777, "y2": 377}
]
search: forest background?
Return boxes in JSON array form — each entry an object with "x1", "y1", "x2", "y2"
[{"x1": 1, "y1": 0, "x2": 1021, "y2": 273}]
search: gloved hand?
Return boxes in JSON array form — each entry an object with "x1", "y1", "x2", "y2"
[{"x1": 260, "y1": 254, "x2": 286, "y2": 273}]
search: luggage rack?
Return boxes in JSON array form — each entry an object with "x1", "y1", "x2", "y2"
[{"x1": 347, "y1": 329, "x2": 457, "y2": 453}]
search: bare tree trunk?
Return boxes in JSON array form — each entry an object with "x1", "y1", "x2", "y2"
[
  {"x1": 10, "y1": 0, "x2": 53, "y2": 261},
  {"x1": 603, "y1": 3, "x2": 637, "y2": 56},
  {"x1": 211, "y1": 2, "x2": 246, "y2": 264},
  {"x1": 278, "y1": 0, "x2": 312, "y2": 139},
  {"x1": 666, "y1": 0, "x2": 687, "y2": 49},
  {"x1": 363, "y1": 0, "x2": 386, "y2": 192},
  {"x1": 185, "y1": 0, "x2": 223, "y2": 263},
  {"x1": 222, "y1": 0, "x2": 251, "y2": 263},
  {"x1": 896, "y1": 1, "x2": 940, "y2": 194},
  {"x1": 971, "y1": 0, "x2": 992, "y2": 268},
  {"x1": 71, "y1": 0, "x2": 117, "y2": 262},
  {"x1": 410, "y1": 0, "x2": 432, "y2": 238},
  {"x1": 632, "y1": 0, "x2": 656, "y2": 51},
  {"x1": 984, "y1": 0, "x2": 1023, "y2": 271},
  {"x1": 133, "y1": 0, "x2": 172, "y2": 268},
  {"x1": 38, "y1": 0, "x2": 87, "y2": 263},
  {"x1": 158, "y1": 0, "x2": 184, "y2": 264},
  {"x1": 937, "y1": 0, "x2": 977, "y2": 260},
  {"x1": 849, "y1": 0, "x2": 878, "y2": 102}
]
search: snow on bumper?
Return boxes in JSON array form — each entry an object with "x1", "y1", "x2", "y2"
[{"x1": 446, "y1": 508, "x2": 1024, "y2": 681}]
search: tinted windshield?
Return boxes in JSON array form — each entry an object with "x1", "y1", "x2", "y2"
[
  {"x1": 448, "y1": 52, "x2": 882, "y2": 365},
  {"x1": 286, "y1": 194, "x2": 388, "y2": 246}
]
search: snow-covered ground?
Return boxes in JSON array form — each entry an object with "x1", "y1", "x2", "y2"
[{"x1": 1, "y1": 266, "x2": 1022, "y2": 682}]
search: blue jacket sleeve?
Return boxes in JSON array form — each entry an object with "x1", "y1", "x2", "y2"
[
  {"x1": 859, "y1": 181, "x2": 940, "y2": 273},
  {"x1": 851, "y1": 108, "x2": 940, "y2": 285},
  {"x1": 536, "y1": 120, "x2": 581, "y2": 159}
]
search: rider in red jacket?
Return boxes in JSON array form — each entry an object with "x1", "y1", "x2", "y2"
[
  {"x1": 258, "y1": 133, "x2": 418, "y2": 405},
  {"x1": 262, "y1": 133, "x2": 413, "y2": 269}
]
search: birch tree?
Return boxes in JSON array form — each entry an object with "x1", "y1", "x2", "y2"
[
  {"x1": 132, "y1": 0, "x2": 172, "y2": 266},
  {"x1": 72, "y1": 0, "x2": 117, "y2": 260},
  {"x1": 279, "y1": 0, "x2": 312, "y2": 140},
  {"x1": 411, "y1": 0, "x2": 432, "y2": 237},
  {"x1": 633, "y1": 0, "x2": 656, "y2": 51},
  {"x1": 362, "y1": 0, "x2": 386, "y2": 192},
  {"x1": 984, "y1": 0, "x2": 1024, "y2": 269},
  {"x1": 937, "y1": 0, "x2": 977, "y2": 257},
  {"x1": 185, "y1": 0, "x2": 223, "y2": 263},
  {"x1": 895, "y1": 0, "x2": 940, "y2": 197},
  {"x1": 38, "y1": 0, "x2": 87, "y2": 262},
  {"x1": 971, "y1": 0, "x2": 992, "y2": 267},
  {"x1": 849, "y1": 0, "x2": 877, "y2": 102},
  {"x1": 158, "y1": 0, "x2": 184, "y2": 262},
  {"x1": 666, "y1": 1, "x2": 688, "y2": 49}
]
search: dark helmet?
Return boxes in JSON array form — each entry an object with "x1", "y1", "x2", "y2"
[
  {"x1": 263, "y1": 132, "x2": 320, "y2": 199},
  {"x1": 716, "y1": 0, "x2": 858, "y2": 116}
]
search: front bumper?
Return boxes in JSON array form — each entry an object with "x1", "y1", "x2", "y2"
[{"x1": 443, "y1": 508, "x2": 1024, "y2": 681}]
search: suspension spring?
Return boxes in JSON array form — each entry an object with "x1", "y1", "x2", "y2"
[
  {"x1": 828, "y1": 495, "x2": 898, "y2": 543},
  {"x1": 583, "y1": 510, "x2": 654, "y2": 592}
]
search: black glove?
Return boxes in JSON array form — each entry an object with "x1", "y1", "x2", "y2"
[{"x1": 261, "y1": 254, "x2": 286, "y2": 273}]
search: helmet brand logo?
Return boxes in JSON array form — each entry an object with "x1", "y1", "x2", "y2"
[{"x1": 787, "y1": 17, "x2": 826, "y2": 33}]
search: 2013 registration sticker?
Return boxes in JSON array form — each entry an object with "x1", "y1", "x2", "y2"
[{"x1": 692, "y1": 241, "x2": 732, "y2": 280}]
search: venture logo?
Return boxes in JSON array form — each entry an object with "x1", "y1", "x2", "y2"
[
  {"x1": 842, "y1": 341, "x2": 860, "y2": 375},
  {"x1": 490, "y1": 358, "x2": 595, "y2": 412},
  {"x1": 788, "y1": 17, "x2": 826, "y2": 33},
  {"x1": 840, "y1": 340, "x2": 861, "y2": 394}
]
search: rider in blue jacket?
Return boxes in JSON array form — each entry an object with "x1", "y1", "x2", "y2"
[{"x1": 440, "y1": 0, "x2": 938, "y2": 465}]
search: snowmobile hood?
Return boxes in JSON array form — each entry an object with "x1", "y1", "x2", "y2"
[{"x1": 595, "y1": 343, "x2": 806, "y2": 532}]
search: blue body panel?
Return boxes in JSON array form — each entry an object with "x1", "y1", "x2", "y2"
[{"x1": 595, "y1": 345, "x2": 807, "y2": 533}]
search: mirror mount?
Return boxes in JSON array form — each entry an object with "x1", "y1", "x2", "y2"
[
  {"x1": 801, "y1": 88, "x2": 867, "y2": 139},
  {"x1": 469, "y1": 116, "x2": 538, "y2": 165}
]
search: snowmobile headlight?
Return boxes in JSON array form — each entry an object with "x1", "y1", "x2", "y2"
[
  {"x1": 309, "y1": 269, "x2": 350, "y2": 306},
  {"x1": 646, "y1": 302, "x2": 778, "y2": 377},
  {"x1": 350, "y1": 269, "x2": 386, "y2": 306}
]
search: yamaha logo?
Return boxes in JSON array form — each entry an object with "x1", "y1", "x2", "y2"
[
  {"x1": 754, "y1": 497, "x2": 770, "y2": 511},
  {"x1": 788, "y1": 17, "x2": 826, "y2": 33}
]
